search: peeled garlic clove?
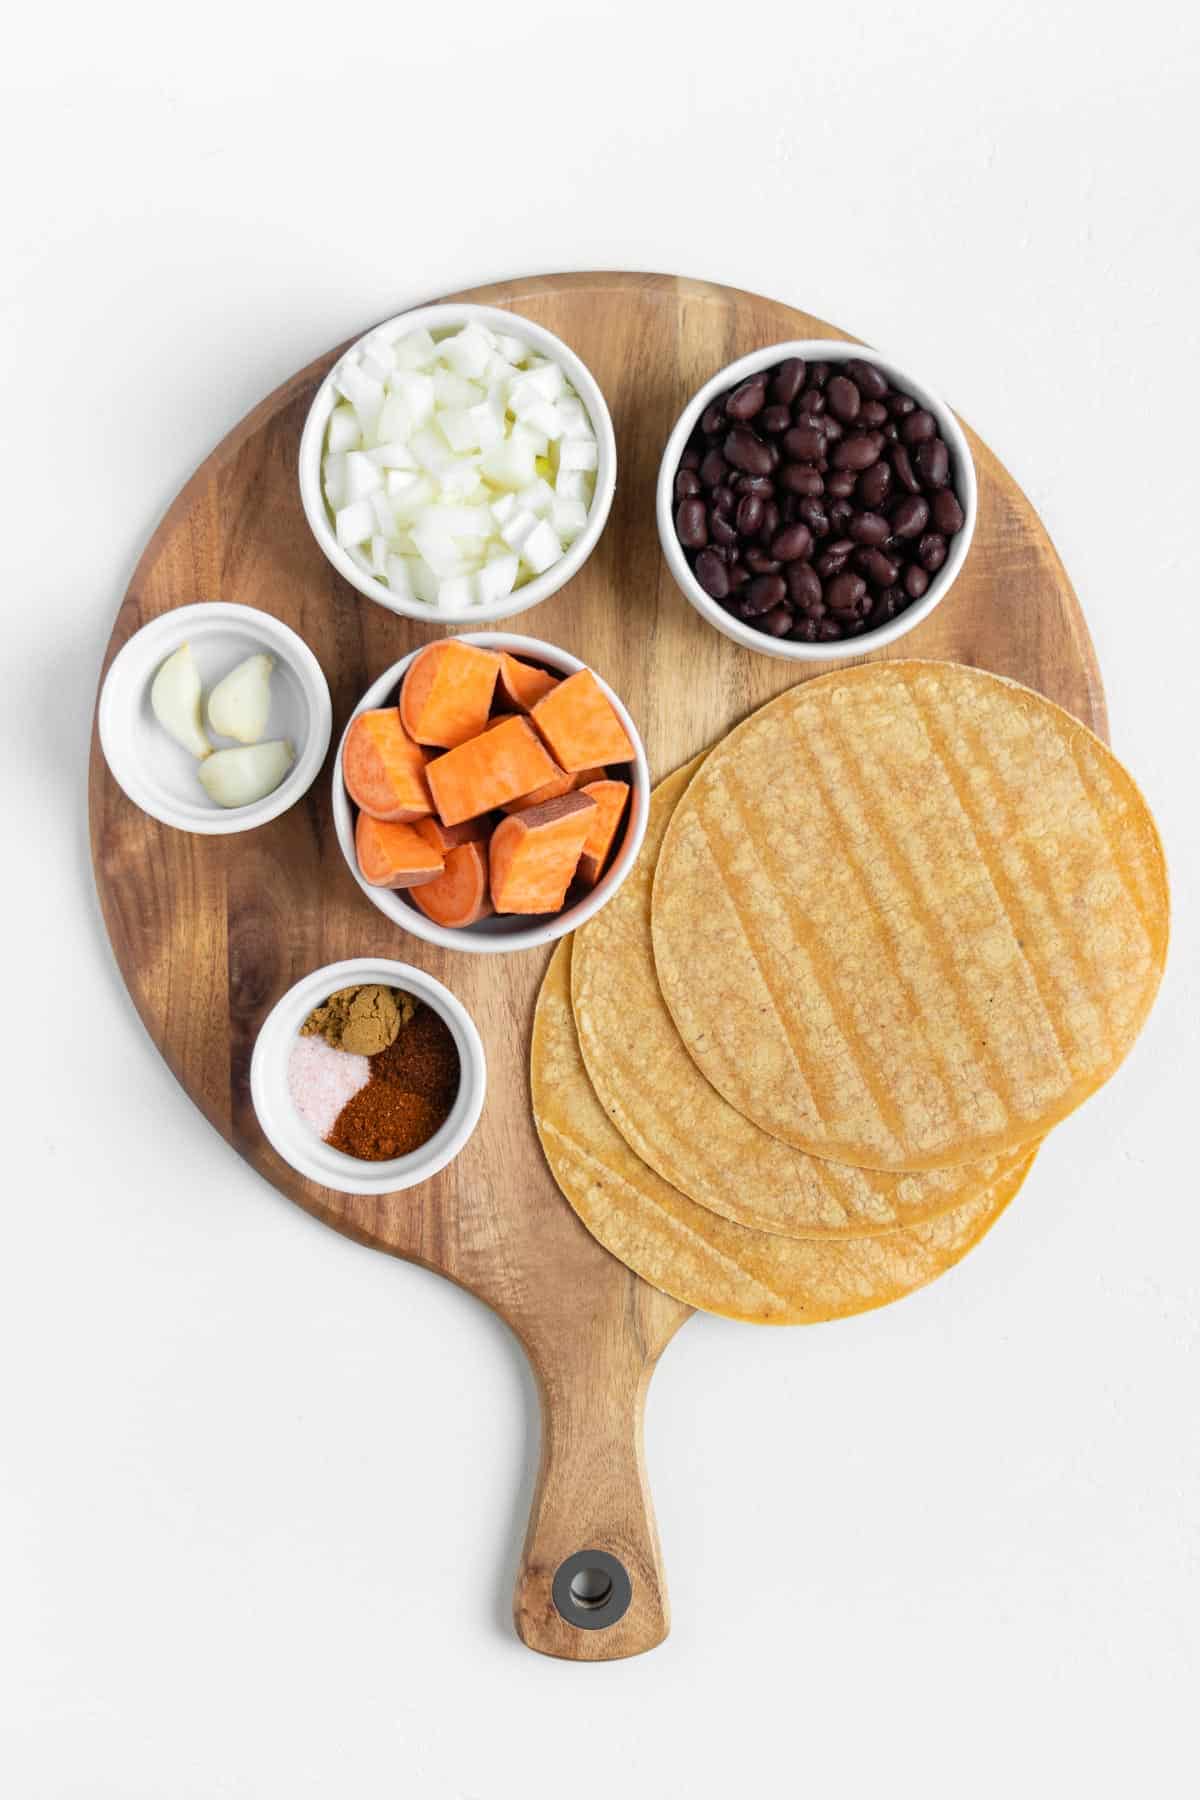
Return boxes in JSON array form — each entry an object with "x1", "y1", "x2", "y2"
[
  {"x1": 197, "y1": 740, "x2": 294, "y2": 808},
  {"x1": 207, "y1": 652, "x2": 274, "y2": 744},
  {"x1": 151, "y1": 643, "x2": 211, "y2": 759}
]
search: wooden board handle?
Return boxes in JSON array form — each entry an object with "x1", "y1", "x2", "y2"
[{"x1": 513, "y1": 1330, "x2": 672, "y2": 1660}]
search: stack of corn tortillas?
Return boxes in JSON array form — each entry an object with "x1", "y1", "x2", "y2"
[{"x1": 532, "y1": 662, "x2": 1169, "y2": 1324}]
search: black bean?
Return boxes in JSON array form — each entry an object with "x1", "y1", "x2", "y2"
[
  {"x1": 797, "y1": 387, "x2": 826, "y2": 415},
  {"x1": 891, "y1": 494, "x2": 931, "y2": 538},
  {"x1": 711, "y1": 512, "x2": 737, "y2": 547},
  {"x1": 712, "y1": 483, "x2": 736, "y2": 515},
  {"x1": 675, "y1": 468, "x2": 702, "y2": 502},
  {"x1": 856, "y1": 548, "x2": 900, "y2": 588},
  {"x1": 849, "y1": 510, "x2": 890, "y2": 546},
  {"x1": 779, "y1": 463, "x2": 824, "y2": 497},
  {"x1": 759, "y1": 604, "x2": 794, "y2": 637},
  {"x1": 887, "y1": 393, "x2": 916, "y2": 417},
  {"x1": 904, "y1": 563, "x2": 930, "y2": 599},
  {"x1": 901, "y1": 408, "x2": 937, "y2": 446},
  {"x1": 915, "y1": 437, "x2": 950, "y2": 488},
  {"x1": 826, "y1": 375, "x2": 861, "y2": 423},
  {"x1": 816, "y1": 619, "x2": 844, "y2": 640},
  {"x1": 857, "y1": 461, "x2": 892, "y2": 508},
  {"x1": 735, "y1": 473, "x2": 775, "y2": 496},
  {"x1": 736, "y1": 494, "x2": 764, "y2": 536},
  {"x1": 797, "y1": 498, "x2": 830, "y2": 536},
  {"x1": 890, "y1": 444, "x2": 921, "y2": 492},
  {"x1": 680, "y1": 445, "x2": 702, "y2": 470},
  {"x1": 845, "y1": 358, "x2": 888, "y2": 399},
  {"x1": 694, "y1": 549, "x2": 729, "y2": 598},
  {"x1": 931, "y1": 488, "x2": 965, "y2": 534},
  {"x1": 760, "y1": 404, "x2": 792, "y2": 435},
  {"x1": 828, "y1": 501, "x2": 853, "y2": 532},
  {"x1": 786, "y1": 562, "x2": 823, "y2": 610},
  {"x1": 808, "y1": 362, "x2": 831, "y2": 387},
  {"x1": 676, "y1": 499, "x2": 707, "y2": 548},
  {"x1": 726, "y1": 377, "x2": 767, "y2": 421},
  {"x1": 759, "y1": 500, "x2": 780, "y2": 541},
  {"x1": 724, "y1": 428, "x2": 774, "y2": 475},
  {"x1": 832, "y1": 432, "x2": 883, "y2": 471},
  {"x1": 771, "y1": 523, "x2": 814, "y2": 562},
  {"x1": 727, "y1": 561, "x2": 749, "y2": 589},
  {"x1": 817, "y1": 540, "x2": 855, "y2": 578},
  {"x1": 701, "y1": 402, "x2": 726, "y2": 437},
  {"x1": 918, "y1": 531, "x2": 948, "y2": 573},
  {"x1": 782, "y1": 424, "x2": 824, "y2": 462},
  {"x1": 826, "y1": 572, "x2": 868, "y2": 614},
  {"x1": 789, "y1": 616, "x2": 819, "y2": 642},
  {"x1": 742, "y1": 573, "x2": 787, "y2": 614},
  {"x1": 825, "y1": 468, "x2": 858, "y2": 499},
  {"x1": 791, "y1": 411, "x2": 827, "y2": 434},
  {"x1": 859, "y1": 400, "x2": 889, "y2": 428},
  {"x1": 744, "y1": 548, "x2": 782, "y2": 575},
  {"x1": 769, "y1": 358, "x2": 807, "y2": 406},
  {"x1": 868, "y1": 587, "x2": 906, "y2": 628},
  {"x1": 699, "y1": 449, "x2": 728, "y2": 488}
]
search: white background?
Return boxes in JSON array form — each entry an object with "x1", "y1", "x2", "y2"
[{"x1": 3, "y1": 3, "x2": 1197, "y2": 1795}]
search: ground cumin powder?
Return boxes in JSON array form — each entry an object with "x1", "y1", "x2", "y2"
[{"x1": 328, "y1": 1003, "x2": 460, "y2": 1161}]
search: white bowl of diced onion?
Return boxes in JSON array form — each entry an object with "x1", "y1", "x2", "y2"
[{"x1": 298, "y1": 304, "x2": 616, "y2": 626}]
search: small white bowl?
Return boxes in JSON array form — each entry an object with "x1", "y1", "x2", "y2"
[
  {"x1": 97, "y1": 602, "x2": 333, "y2": 834},
  {"x1": 299, "y1": 303, "x2": 617, "y2": 627},
  {"x1": 331, "y1": 632, "x2": 650, "y2": 956},
  {"x1": 250, "y1": 957, "x2": 486, "y2": 1196},
  {"x1": 656, "y1": 341, "x2": 978, "y2": 662}
]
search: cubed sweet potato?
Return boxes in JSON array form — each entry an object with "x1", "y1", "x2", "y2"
[
  {"x1": 489, "y1": 790, "x2": 597, "y2": 914},
  {"x1": 399, "y1": 640, "x2": 500, "y2": 748},
  {"x1": 355, "y1": 813, "x2": 444, "y2": 889},
  {"x1": 495, "y1": 652, "x2": 560, "y2": 713},
  {"x1": 575, "y1": 779, "x2": 631, "y2": 887},
  {"x1": 426, "y1": 715, "x2": 559, "y2": 827},
  {"x1": 410, "y1": 841, "x2": 493, "y2": 929},
  {"x1": 530, "y1": 669, "x2": 636, "y2": 771},
  {"x1": 342, "y1": 709, "x2": 432, "y2": 822}
]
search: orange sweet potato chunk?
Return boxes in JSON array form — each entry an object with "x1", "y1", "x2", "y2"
[
  {"x1": 426, "y1": 715, "x2": 558, "y2": 827},
  {"x1": 495, "y1": 652, "x2": 560, "y2": 713},
  {"x1": 410, "y1": 841, "x2": 493, "y2": 929},
  {"x1": 355, "y1": 813, "x2": 444, "y2": 889},
  {"x1": 343, "y1": 709, "x2": 433, "y2": 821},
  {"x1": 399, "y1": 640, "x2": 500, "y2": 748},
  {"x1": 489, "y1": 791, "x2": 597, "y2": 914},
  {"x1": 530, "y1": 669, "x2": 635, "y2": 772},
  {"x1": 575, "y1": 779, "x2": 631, "y2": 887}
]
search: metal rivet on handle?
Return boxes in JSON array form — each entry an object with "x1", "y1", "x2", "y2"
[{"x1": 551, "y1": 1550, "x2": 633, "y2": 1631}]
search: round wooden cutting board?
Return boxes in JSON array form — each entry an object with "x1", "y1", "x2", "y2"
[{"x1": 88, "y1": 273, "x2": 1107, "y2": 1661}]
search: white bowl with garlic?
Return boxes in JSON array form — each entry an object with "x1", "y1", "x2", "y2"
[
  {"x1": 298, "y1": 304, "x2": 616, "y2": 624},
  {"x1": 97, "y1": 602, "x2": 332, "y2": 834}
]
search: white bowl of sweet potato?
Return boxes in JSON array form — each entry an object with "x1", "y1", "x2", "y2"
[{"x1": 331, "y1": 633, "x2": 649, "y2": 954}]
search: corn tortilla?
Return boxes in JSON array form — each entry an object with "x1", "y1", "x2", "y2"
[
  {"x1": 651, "y1": 663, "x2": 1168, "y2": 1171},
  {"x1": 573, "y1": 756, "x2": 1035, "y2": 1237},
  {"x1": 533, "y1": 939, "x2": 1034, "y2": 1325}
]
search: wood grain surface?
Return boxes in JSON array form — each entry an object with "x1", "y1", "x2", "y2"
[{"x1": 88, "y1": 272, "x2": 1107, "y2": 1660}]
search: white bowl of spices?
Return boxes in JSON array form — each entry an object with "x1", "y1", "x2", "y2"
[{"x1": 250, "y1": 958, "x2": 486, "y2": 1196}]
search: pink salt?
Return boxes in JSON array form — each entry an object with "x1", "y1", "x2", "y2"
[{"x1": 288, "y1": 1034, "x2": 371, "y2": 1140}]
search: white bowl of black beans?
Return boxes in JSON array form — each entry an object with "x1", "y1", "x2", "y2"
[{"x1": 657, "y1": 342, "x2": 977, "y2": 660}]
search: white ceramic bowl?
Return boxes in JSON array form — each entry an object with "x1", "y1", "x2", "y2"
[
  {"x1": 332, "y1": 632, "x2": 650, "y2": 956},
  {"x1": 656, "y1": 340, "x2": 978, "y2": 662},
  {"x1": 97, "y1": 602, "x2": 333, "y2": 834},
  {"x1": 250, "y1": 957, "x2": 486, "y2": 1196},
  {"x1": 299, "y1": 303, "x2": 617, "y2": 627}
]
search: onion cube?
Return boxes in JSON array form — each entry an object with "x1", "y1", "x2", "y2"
[
  {"x1": 387, "y1": 371, "x2": 434, "y2": 424},
  {"x1": 551, "y1": 497, "x2": 589, "y2": 541},
  {"x1": 327, "y1": 404, "x2": 361, "y2": 453},
  {"x1": 437, "y1": 462, "x2": 486, "y2": 501},
  {"x1": 467, "y1": 399, "x2": 505, "y2": 449},
  {"x1": 520, "y1": 519, "x2": 563, "y2": 574},
  {"x1": 491, "y1": 492, "x2": 518, "y2": 526},
  {"x1": 556, "y1": 396, "x2": 591, "y2": 436},
  {"x1": 440, "y1": 322, "x2": 494, "y2": 379},
  {"x1": 386, "y1": 468, "x2": 421, "y2": 498},
  {"x1": 510, "y1": 421, "x2": 548, "y2": 458},
  {"x1": 391, "y1": 476, "x2": 436, "y2": 522},
  {"x1": 554, "y1": 468, "x2": 589, "y2": 500},
  {"x1": 368, "y1": 441, "x2": 417, "y2": 469},
  {"x1": 499, "y1": 508, "x2": 539, "y2": 553},
  {"x1": 334, "y1": 362, "x2": 384, "y2": 439},
  {"x1": 410, "y1": 558, "x2": 440, "y2": 605},
  {"x1": 409, "y1": 426, "x2": 456, "y2": 475},
  {"x1": 369, "y1": 491, "x2": 398, "y2": 535},
  {"x1": 323, "y1": 453, "x2": 348, "y2": 508},
  {"x1": 558, "y1": 437, "x2": 598, "y2": 473},
  {"x1": 475, "y1": 553, "x2": 519, "y2": 606},
  {"x1": 394, "y1": 328, "x2": 438, "y2": 370},
  {"x1": 412, "y1": 526, "x2": 466, "y2": 578},
  {"x1": 344, "y1": 450, "x2": 383, "y2": 501},
  {"x1": 492, "y1": 333, "x2": 529, "y2": 364},
  {"x1": 509, "y1": 363, "x2": 564, "y2": 409},
  {"x1": 370, "y1": 534, "x2": 391, "y2": 576},
  {"x1": 335, "y1": 499, "x2": 375, "y2": 547},
  {"x1": 517, "y1": 478, "x2": 556, "y2": 517},
  {"x1": 438, "y1": 409, "x2": 483, "y2": 453},
  {"x1": 434, "y1": 369, "x2": 484, "y2": 411},
  {"x1": 361, "y1": 337, "x2": 396, "y2": 383},
  {"x1": 522, "y1": 400, "x2": 565, "y2": 440},
  {"x1": 385, "y1": 554, "x2": 417, "y2": 602},
  {"x1": 481, "y1": 439, "x2": 537, "y2": 489}
]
